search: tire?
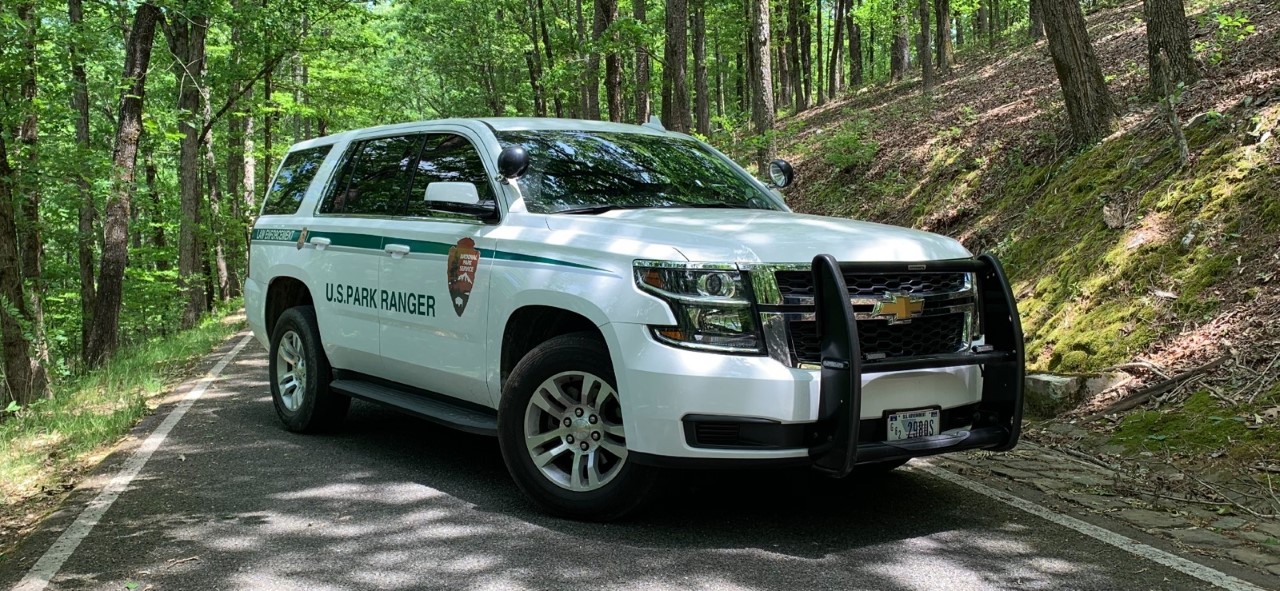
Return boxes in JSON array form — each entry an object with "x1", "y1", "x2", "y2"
[
  {"x1": 268, "y1": 306, "x2": 350, "y2": 433},
  {"x1": 497, "y1": 333, "x2": 659, "y2": 521}
]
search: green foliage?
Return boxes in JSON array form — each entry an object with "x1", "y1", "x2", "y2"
[
  {"x1": 822, "y1": 117, "x2": 880, "y2": 171},
  {"x1": 1195, "y1": 10, "x2": 1256, "y2": 65}
]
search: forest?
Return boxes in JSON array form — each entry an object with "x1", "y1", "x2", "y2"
[{"x1": 0, "y1": 0, "x2": 1209, "y2": 409}]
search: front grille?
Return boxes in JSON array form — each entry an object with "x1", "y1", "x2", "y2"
[
  {"x1": 787, "y1": 313, "x2": 968, "y2": 365},
  {"x1": 775, "y1": 271, "x2": 968, "y2": 299}
]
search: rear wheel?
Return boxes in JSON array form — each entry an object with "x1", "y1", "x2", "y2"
[
  {"x1": 498, "y1": 333, "x2": 659, "y2": 521},
  {"x1": 269, "y1": 306, "x2": 349, "y2": 432}
]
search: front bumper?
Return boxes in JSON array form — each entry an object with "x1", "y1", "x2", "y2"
[
  {"x1": 805, "y1": 253, "x2": 1024, "y2": 476},
  {"x1": 625, "y1": 253, "x2": 1024, "y2": 475}
]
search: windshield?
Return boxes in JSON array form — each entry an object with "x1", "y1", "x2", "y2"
[{"x1": 495, "y1": 130, "x2": 781, "y2": 214}]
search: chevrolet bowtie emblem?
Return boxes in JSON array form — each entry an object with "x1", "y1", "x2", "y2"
[{"x1": 873, "y1": 294, "x2": 925, "y2": 322}]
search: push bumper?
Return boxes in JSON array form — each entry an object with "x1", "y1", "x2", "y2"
[{"x1": 807, "y1": 253, "x2": 1025, "y2": 477}]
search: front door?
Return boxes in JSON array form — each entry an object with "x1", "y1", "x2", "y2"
[
  {"x1": 310, "y1": 132, "x2": 427, "y2": 374},
  {"x1": 378, "y1": 132, "x2": 499, "y2": 406}
]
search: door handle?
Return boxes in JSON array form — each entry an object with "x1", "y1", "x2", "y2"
[
  {"x1": 310, "y1": 237, "x2": 330, "y2": 251},
  {"x1": 384, "y1": 243, "x2": 410, "y2": 259}
]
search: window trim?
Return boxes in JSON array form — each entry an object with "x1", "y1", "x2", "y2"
[{"x1": 313, "y1": 128, "x2": 504, "y2": 225}]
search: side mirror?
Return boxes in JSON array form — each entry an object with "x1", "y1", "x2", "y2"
[
  {"x1": 768, "y1": 159, "x2": 794, "y2": 188},
  {"x1": 424, "y1": 182, "x2": 480, "y2": 205},
  {"x1": 497, "y1": 146, "x2": 530, "y2": 180}
]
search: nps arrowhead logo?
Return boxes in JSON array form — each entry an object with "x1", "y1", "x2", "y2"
[{"x1": 447, "y1": 237, "x2": 480, "y2": 316}]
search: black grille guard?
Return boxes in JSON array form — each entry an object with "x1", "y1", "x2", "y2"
[{"x1": 808, "y1": 253, "x2": 1025, "y2": 477}]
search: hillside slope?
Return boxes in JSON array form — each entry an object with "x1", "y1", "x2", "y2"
[
  {"x1": 777, "y1": 0, "x2": 1278, "y2": 391},
  {"x1": 766, "y1": 0, "x2": 1280, "y2": 506}
]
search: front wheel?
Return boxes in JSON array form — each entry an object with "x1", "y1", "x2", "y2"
[{"x1": 498, "y1": 333, "x2": 659, "y2": 521}]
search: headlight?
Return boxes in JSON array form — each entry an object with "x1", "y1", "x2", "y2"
[{"x1": 634, "y1": 262, "x2": 763, "y2": 354}]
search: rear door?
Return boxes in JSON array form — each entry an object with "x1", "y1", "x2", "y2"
[
  {"x1": 308, "y1": 133, "x2": 425, "y2": 373},
  {"x1": 377, "y1": 130, "x2": 500, "y2": 406}
]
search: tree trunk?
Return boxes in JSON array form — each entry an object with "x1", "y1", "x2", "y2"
[
  {"x1": 917, "y1": 0, "x2": 933, "y2": 94},
  {"x1": 240, "y1": 80, "x2": 256, "y2": 274},
  {"x1": 956, "y1": 14, "x2": 965, "y2": 46},
  {"x1": 576, "y1": 0, "x2": 589, "y2": 118},
  {"x1": 800, "y1": 0, "x2": 813, "y2": 104},
  {"x1": 1042, "y1": 0, "x2": 1116, "y2": 145},
  {"x1": 847, "y1": 6, "x2": 860, "y2": 87},
  {"x1": 526, "y1": 52, "x2": 546, "y2": 117},
  {"x1": 868, "y1": 18, "x2": 876, "y2": 78},
  {"x1": 16, "y1": 0, "x2": 49, "y2": 368},
  {"x1": 936, "y1": 0, "x2": 954, "y2": 74},
  {"x1": 263, "y1": 67, "x2": 274, "y2": 198},
  {"x1": 0, "y1": 136, "x2": 47, "y2": 405},
  {"x1": 524, "y1": 1, "x2": 546, "y2": 116},
  {"x1": 201, "y1": 56, "x2": 231, "y2": 302},
  {"x1": 86, "y1": 2, "x2": 162, "y2": 367},
  {"x1": 69, "y1": 0, "x2": 98, "y2": 362},
  {"x1": 586, "y1": 0, "x2": 605, "y2": 119},
  {"x1": 634, "y1": 0, "x2": 650, "y2": 123},
  {"x1": 736, "y1": 52, "x2": 746, "y2": 113},
  {"x1": 1029, "y1": 0, "x2": 1045, "y2": 40},
  {"x1": 600, "y1": 0, "x2": 622, "y2": 122},
  {"x1": 977, "y1": 1, "x2": 988, "y2": 46},
  {"x1": 777, "y1": 12, "x2": 791, "y2": 110},
  {"x1": 714, "y1": 31, "x2": 726, "y2": 117},
  {"x1": 816, "y1": 0, "x2": 825, "y2": 105},
  {"x1": 788, "y1": 0, "x2": 805, "y2": 112},
  {"x1": 750, "y1": 0, "x2": 776, "y2": 175},
  {"x1": 989, "y1": 0, "x2": 998, "y2": 46},
  {"x1": 828, "y1": 0, "x2": 845, "y2": 98},
  {"x1": 144, "y1": 145, "x2": 167, "y2": 269},
  {"x1": 661, "y1": 0, "x2": 691, "y2": 132},
  {"x1": 536, "y1": 0, "x2": 562, "y2": 117},
  {"x1": 891, "y1": 0, "x2": 909, "y2": 82},
  {"x1": 1144, "y1": 0, "x2": 1197, "y2": 96},
  {"x1": 692, "y1": 0, "x2": 710, "y2": 135},
  {"x1": 165, "y1": 11, "x2": 211, "y2": 329}
]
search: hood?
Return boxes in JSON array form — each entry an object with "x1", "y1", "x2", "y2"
[{"x1": 543, "y1": 208, "x2": 971, "y2": 264}]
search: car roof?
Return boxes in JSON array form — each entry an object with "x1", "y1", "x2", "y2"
[{"x1": 287, "y1": 117, "x2": 675, "y2": 152}]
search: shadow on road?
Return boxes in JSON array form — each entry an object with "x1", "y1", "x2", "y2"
[{"x1": 9, "y1": 347, "x2": 1159, "y2": 590}]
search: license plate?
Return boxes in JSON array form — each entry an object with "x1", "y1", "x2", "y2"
[{"x1": 887, "y1": 409, "x2": 940, "y2": 441}]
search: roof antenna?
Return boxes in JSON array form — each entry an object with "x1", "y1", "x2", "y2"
[{"x1": 642, "y1": 115, "x2": 666, "y2": 131}]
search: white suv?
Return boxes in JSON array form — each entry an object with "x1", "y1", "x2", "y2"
[{"x1": 246, "y1": 117, "x2": 1025, "y2": 520}]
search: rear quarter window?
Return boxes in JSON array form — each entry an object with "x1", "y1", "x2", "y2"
[{"x1": 261, "y1": 145, "x2": 332, "y2": 216}]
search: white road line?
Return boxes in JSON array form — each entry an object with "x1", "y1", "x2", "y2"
[
  {"x1": 916, "y1": 462, "x2": 1269, "y2": 591},
  {"x1": 12, "y1": 333, "x2": 254, "y2": 591}
]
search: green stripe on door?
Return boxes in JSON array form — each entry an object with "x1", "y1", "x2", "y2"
[{"x1": 251, "y1": 228, "x2": 608, "y2": 272}]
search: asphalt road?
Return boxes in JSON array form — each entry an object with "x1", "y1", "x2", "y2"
[{"x1": 0, "y1": 334, "x2": 1268, "y2": 591}]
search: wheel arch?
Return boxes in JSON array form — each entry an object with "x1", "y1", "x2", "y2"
[
  {"x1": 264, "y1": 274, "x2": 314, "y2": 338},
  {"x1": 500, "y1": 304, "x2": 605, "y2": 389}
]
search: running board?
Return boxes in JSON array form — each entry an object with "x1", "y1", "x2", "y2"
[{"x1": 329, "y1": 379, "x2": 498, "y2": 437}]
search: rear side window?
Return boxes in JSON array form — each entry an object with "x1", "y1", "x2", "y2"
[
  {"x1": 320, "y1": 134, "x2": 425, "y2": 215},
  {"x1": 260, "y1": 145, "x2": 331, "y2": 216}
]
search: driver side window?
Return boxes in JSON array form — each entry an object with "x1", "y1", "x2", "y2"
[{"x1": 404, "y1": 134, "x2": 496, "y2": 220}]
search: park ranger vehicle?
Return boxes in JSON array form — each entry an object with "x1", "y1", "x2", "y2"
[{"x1": 245, "y1": 117, "x2": 1025, "y2": 520}]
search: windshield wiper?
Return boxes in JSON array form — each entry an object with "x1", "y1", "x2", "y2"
[{"x1": 554, "y1": 204, "x2": 655, "y2": 215}]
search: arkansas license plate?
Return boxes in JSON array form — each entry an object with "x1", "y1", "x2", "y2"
[{"x1": 887, "y1": 409, "x2": 940, "y2": 441}]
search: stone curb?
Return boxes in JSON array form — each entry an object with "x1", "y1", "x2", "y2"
[{"x1": 937, "y1": 442, "x2": 1280, "y2": 576}]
